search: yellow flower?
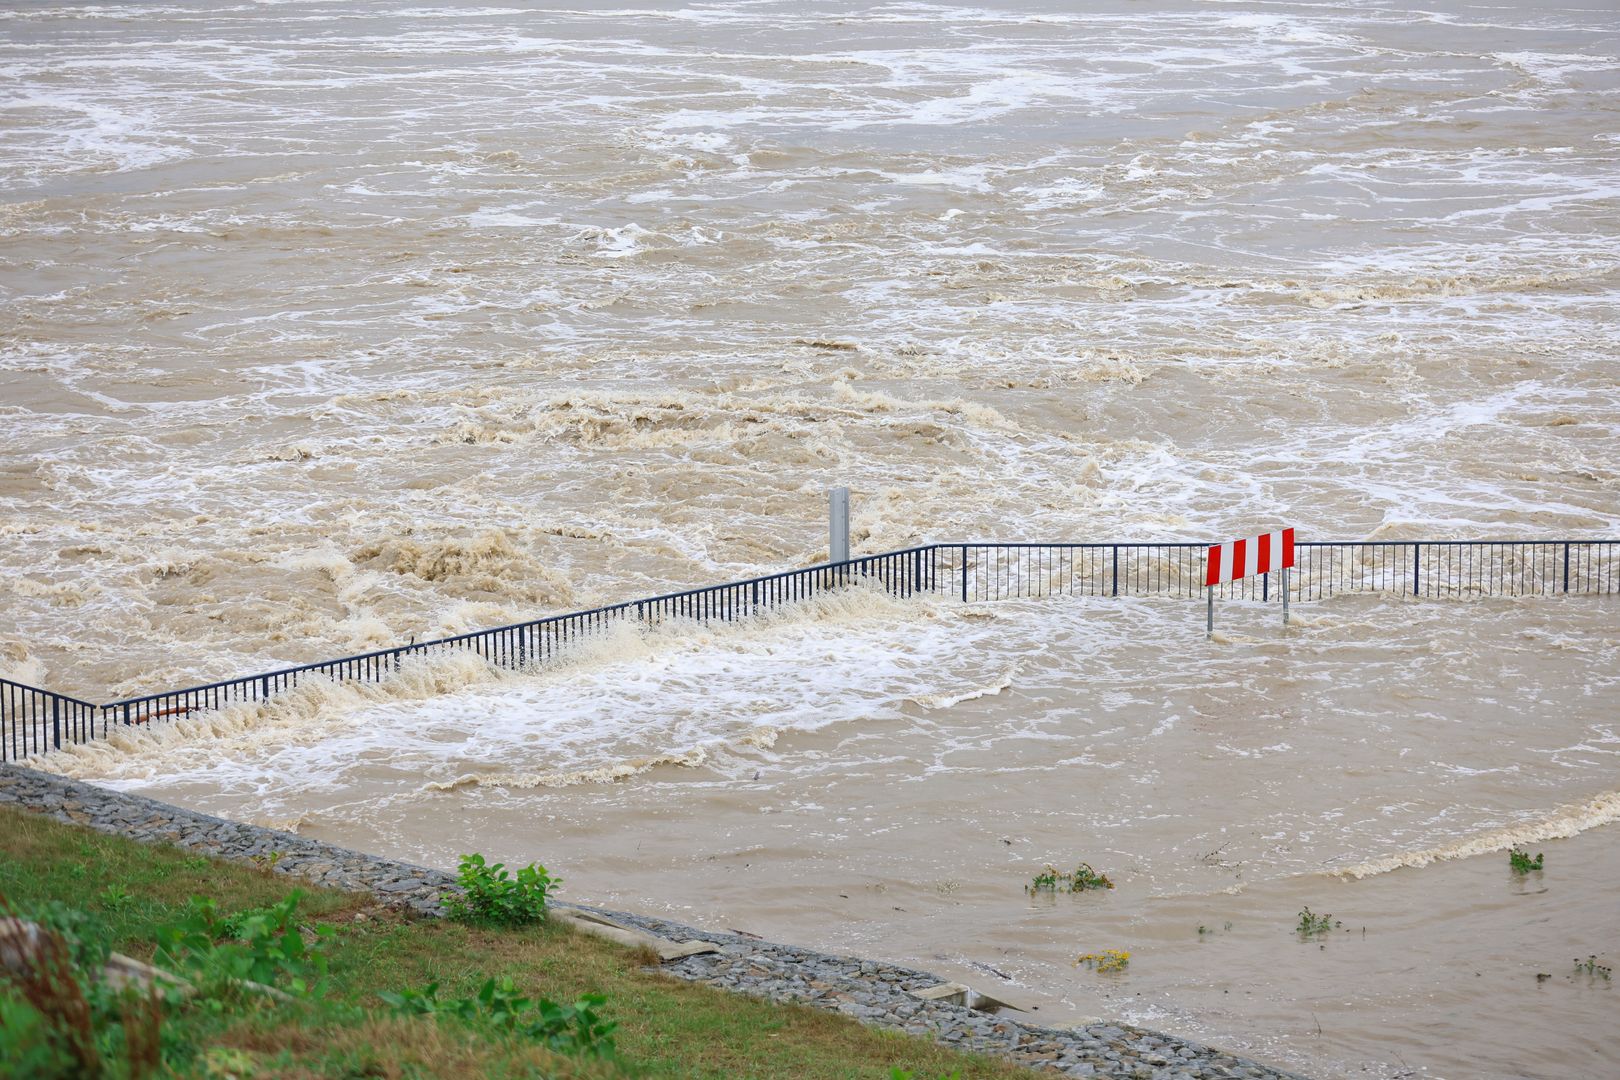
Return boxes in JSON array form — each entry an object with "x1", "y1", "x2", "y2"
[{"x1": 1075, "y1": 949, "x2": 1130, "y2": 973}]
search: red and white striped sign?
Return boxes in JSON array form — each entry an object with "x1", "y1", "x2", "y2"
[{"x1": 1206, "y1": 528, "x2": 1295, "y2": 587}]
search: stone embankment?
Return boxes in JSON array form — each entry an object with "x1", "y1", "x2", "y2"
[{"x1": 0, "y1": 765, "x2": 1308, "y2": 1080}]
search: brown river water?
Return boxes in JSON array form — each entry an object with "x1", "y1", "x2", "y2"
[{"x1": 3, "y1": 2, "x2": 1618, "y2": 1077}]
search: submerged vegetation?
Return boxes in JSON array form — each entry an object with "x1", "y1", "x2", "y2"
[
  {"x1": 1508, "y1": 847, "x2": 1544, "y2": 875},
  {"x1": 1026, "y1": 862, "x2": 1114, "y2": 894},
  {"x1": 0, "y1": 808, "x2": 1031, "y2": 1079},
  {"x1": 1571, "y1": 956, "x2": 1611, "y2": 982},
  {"x1": 1295, "y1": 908, "x2": 1340, "y2": 938},
  {"x1": 1074, "y1": 950, "x2": 1131, "y2": 974}
]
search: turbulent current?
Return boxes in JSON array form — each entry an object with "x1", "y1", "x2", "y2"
[{"x1": 2, "y1": 2, "x2": 1618, "y2": 1078}]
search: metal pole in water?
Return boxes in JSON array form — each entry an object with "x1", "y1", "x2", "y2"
[
  {"x1": 1206, "y1": 585, "x2": 1214, "y2": 639},
  {"x1": 1282, "y1": 565, "x2": 1290, "y2": 628},
  {"x1": 828, "y1": 487, "x2": 850, "y2": 564}
]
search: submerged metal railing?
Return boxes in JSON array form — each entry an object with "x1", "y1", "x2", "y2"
[
  {"x1": 3, "y1": 539, "x2": 1615, "y2": 762},
  {"x1": 0, "y1": 679, "x2": 102, "y2": 764},
  {"x1": 951, "y1": 540, "x2": 1620, "y2": 602}
]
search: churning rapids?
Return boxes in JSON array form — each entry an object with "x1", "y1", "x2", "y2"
[{"x1": 3, "y1": 2, "x2": 1618, "y2": 1078}]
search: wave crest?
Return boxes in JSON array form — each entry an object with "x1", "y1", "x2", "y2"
[
  {"x1": 1325, "y1": 789, "x2": 1620, "y2": 879},
  {"x1": 424, "y1": 748, "x2": 710, "y2": 791}
]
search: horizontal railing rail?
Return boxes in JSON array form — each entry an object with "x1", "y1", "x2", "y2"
[
  {"x1": 949, "y1": 539, "x2": 1620, "y2": 602},
  {"x1": 3, "y1": 539, "x2": 1614, "y2": 762}
]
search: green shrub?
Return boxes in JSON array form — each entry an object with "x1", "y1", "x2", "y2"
[
  {"x1": 24, "y1": 900, "x2": 113, "y2": 975},
  {"x1": 380, "y1": 977, "x2": 616, "y2": 1058},
  {"x1": 443, "y1": 854, "x2": 557, "y2": 927},
  {"x1": 0, "y1": 895, "x2": 163, "y2": 1080},
  {"x1": 0, "y1": 992, "x2": 82, "y2": 1079},
  {"x1": 95, "y1": 886, "x2": 134, "y2": 913},
  {"x1": 215, "y1": 903, "x2": 281, "y2": 940},
  {"x1": 154, "y1": 891, "x2": 333, "y2": 1001}
]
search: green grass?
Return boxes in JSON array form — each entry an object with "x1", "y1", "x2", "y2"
[{"x1": 0, "y1": 807, "x2": 1034, "y2": 1079}]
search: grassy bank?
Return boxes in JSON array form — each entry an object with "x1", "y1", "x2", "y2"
[{"x1": 0, "y1": 807, "x2": 1033, "y2": 1079}]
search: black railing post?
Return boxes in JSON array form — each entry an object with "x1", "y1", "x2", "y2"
[
  {"x1": 1413, "y1": 543, "x2": 1420, "y2": 596},
  {"x1": 960, "y1": 546, "x2": 968, "y2": 602},
  {"x1": 1263, "y1": 571, "x2": 1269, "y2": 603},
  {"x1": 1564, "y1": 542, "x2": 1571, "y2": 593},
  {"x1": 122, "y1": 703, "x2": 131, "y2": 727},
  {"x1": 51, "y1": 698, "x2": 60, "y2": 750},
  {"x1": 1111, "y1": 545, "x2": 1118, "y2": 597}
]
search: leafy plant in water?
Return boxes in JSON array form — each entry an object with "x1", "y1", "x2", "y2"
[
  {"x1": 1026, "y1": 862, "x2": 1114, "y2": 894},
  {"x1": 380, "y1": 977, "x2": 616, "y2": 1058},
  {"x1": 443, "y1": 853, "x2": 558, "y2": 927},
  {"x1": 1072, "y1": 863, "x2": 1113, "y2": 891},
  {"x1": 1572, "y1": 955, "x2": 1612, "y2": 981},
  {"x1": 1075, "y1": 950, "x2": 1130, "y2": 973},
  {"x1": 1296, "y1": 907, "x2": 1340, "y2": 938},
  {"x1": 1508, "y1": 847, "x2": 1544, "y2": 874}
]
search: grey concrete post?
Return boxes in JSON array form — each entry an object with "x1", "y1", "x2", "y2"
[
  {"x1": 1282, "y1": 566, "x2": 1290, "y2": 628},
  {"x1": 828, "y1": 487, "x2": 850, "y2": 564}
]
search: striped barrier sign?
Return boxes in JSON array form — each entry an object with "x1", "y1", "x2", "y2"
[
  {"x1": 1206, "y1": 528, "x2": 1295, "y2": 586},
  {"x1": 1205, "y1": 528, "x2": 1296, "y2": 636}
]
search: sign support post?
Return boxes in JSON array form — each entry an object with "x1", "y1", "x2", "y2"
[
  {"x1": 828, "y1": 487, "x2": 850, "y2": 564},
  {"x1": 1206, "y1": 528, "x2": 1295, "y2": 639}
]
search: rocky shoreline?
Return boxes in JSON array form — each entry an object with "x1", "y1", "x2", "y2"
[{"x1": 0, "y1": 765, "x2": 1308, "y2": 1080}]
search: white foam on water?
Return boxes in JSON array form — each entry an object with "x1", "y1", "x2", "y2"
[
  {"x1": 905, "y1": 670, "x2": 1016, "y2": 710},
  {"x1": 4, "y1": 6, "x2": 1620, "y2": 1073},
  {"x1": 36, "y1": 590, "x2": 1024, "y2": 805},
  {"x1": 464, "y1": 206, "x2": 558, "y2": 228}
]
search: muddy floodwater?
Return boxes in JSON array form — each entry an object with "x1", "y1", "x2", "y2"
[{"x1": 3, "y1": 2, "x2": 1618, "y2": 1078}]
